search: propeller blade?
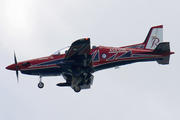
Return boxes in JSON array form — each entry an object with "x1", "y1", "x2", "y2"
[
  {"x1": 14, "y1": 52, "x2": 19, "y2": 83},
  {"x1": 16, "y1": 69, "x2": 19, "y2": 83},
  {"x1": 14, "y1": 52, "x2": 17, "y2": 64}
]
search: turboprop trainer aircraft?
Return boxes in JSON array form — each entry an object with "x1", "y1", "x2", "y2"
[{"x1": 6, "y1": 25, "x2": 174, "y2": 92}]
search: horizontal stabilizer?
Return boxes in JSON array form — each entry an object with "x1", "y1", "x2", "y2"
[
  {"x1": 153, "y1": 42, "x2": 170, "y2": 54},
  {"x1": 156, "y1": 55, "x2": 170, "y2": 65},
  {"x1": 153, "y1": 42, "x2": 170, "y2": 65}
]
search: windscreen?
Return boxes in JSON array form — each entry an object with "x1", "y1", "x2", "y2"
[{"x1": 52, "y1": 46, "x2": 70, "y2": 55}]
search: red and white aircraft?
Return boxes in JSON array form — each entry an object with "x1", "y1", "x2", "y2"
[{"x1": 6, "y1": 25, "x2": 174, "y2": 92}]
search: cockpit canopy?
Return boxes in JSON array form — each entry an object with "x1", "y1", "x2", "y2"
[
  {"x1": 92, "y1": 45, "x2": 97, "y2": 49},
  {"x1": 52, "y1": 45, "x2": 98, "y2": 56},
  {"x1": 52, "y1": 46, "x2": 70, "y2": 55}
]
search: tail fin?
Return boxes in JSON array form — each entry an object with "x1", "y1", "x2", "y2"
[
  {"x1": 122, "y1": 25, "x2": 163, "y2": 49},
  {"x1": 143, "y1": 25, "x2": 163, "y2": 50},
  {"x1": 153, "y1": 42, "x2": 170, "y2": 65}
]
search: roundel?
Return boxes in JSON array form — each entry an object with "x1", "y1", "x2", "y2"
[{"x1": 101, "y1": 54, "x2": 107, "y2": 59}]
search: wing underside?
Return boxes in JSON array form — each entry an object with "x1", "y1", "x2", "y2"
[{"x1": 57, "y1": 38, "x2": 94, "y2": 92}]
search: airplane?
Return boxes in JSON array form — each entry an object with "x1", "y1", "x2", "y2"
[{"x1": 6, "y1": 25, "x2": 174, "y2": 92}]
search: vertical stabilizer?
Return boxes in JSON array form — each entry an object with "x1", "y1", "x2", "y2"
[{"x1": 144, "y1": 25, "x2": 163, "y2": 50}]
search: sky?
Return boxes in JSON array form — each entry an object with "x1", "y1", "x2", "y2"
[{"x1": 0, "y1": 0, "x2": 180, "y2": 120}]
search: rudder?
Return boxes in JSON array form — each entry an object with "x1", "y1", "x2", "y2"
[{"x1": 143, "y1": 25, "x2": 163, "y2": 50}]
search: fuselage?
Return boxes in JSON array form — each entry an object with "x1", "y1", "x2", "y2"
[{"x1": 6, "y1": 45, "x2": 172, "y2": 76}]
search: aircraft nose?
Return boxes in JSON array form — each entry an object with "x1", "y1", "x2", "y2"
[{"x1": 6, "y1": 64, "x2": 16, "y2": 70}]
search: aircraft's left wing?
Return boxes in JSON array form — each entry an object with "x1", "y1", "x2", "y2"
[
  {"x1": 57, "y1": 38, "x2": 94, "y2": 92},
  {"x1": 59, "y1": 38, "x2": 93, "y2": 68}
]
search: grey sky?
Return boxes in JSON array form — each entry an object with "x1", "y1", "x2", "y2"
[{"x1": 0, "y1": 0, "x2": 180, "y2": 120}]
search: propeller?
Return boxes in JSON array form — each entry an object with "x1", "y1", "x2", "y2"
[{"x1": 14, "y1": 52, "x2": 19, "y2": 83}]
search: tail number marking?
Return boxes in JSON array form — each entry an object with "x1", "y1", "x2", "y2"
[{"x1": 109, "y1": 48, "x2": 126, "y2": 53}]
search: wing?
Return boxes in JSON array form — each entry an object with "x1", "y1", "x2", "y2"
[
  {"x1": 63, "y1": 38, "x2": 93, "y2": 68},
  {"x1": 56, "y1": 38, "x2": 94, "y2": 92}
]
